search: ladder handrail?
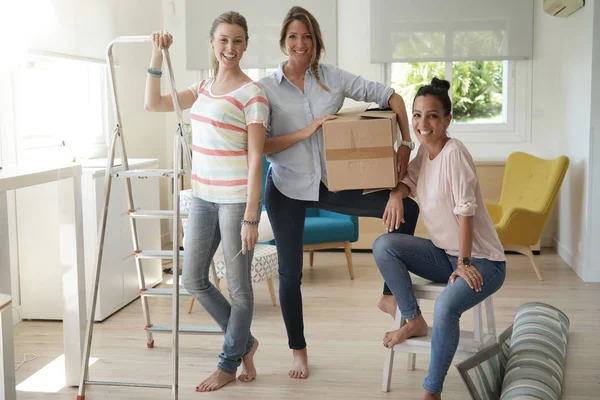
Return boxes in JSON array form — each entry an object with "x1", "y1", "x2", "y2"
[{"x1": 105, "y1": 35, "x2": 193, "y2": 173}]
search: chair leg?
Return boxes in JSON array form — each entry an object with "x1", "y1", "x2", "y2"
[
  {"x1": 382, "y1": 344, "x2": 395, "y2": 392},
  {"x1": 309, "y1": 251, "x2": 314, "y2": 267},
  {"x1": 187, "y1": 298, "x2": 195, "y2": 314},
  {"x1": 343, "y1": 242, "x2": 355, "y2": 280},
  {"x1": 382, "y1": 305, "x2": 403, "y2": 392},
  {"x1": 267, "y1": 277, "x2": 277, "y2": 306},
  {"x1": 473, "y1": 303, "x2": 483, "y2": 343},
  {"x1": 484, "y1": 296, "x2": 497, "y2": 340},
  {"x1": 505, "y1": 244, "x2": 543, "y2": 281}
]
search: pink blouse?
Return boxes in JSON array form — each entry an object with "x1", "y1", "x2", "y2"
[{"x1": 401, "y1": 139, "x2": 505, "y2": 262}]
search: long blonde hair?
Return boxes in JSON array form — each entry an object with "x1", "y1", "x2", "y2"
[
  {"x1": 209, "y1": 11, "x2": 249, "y2": 79},
  {"x1": 279, "y1": 6, "x2": 329, "y2": 92}
]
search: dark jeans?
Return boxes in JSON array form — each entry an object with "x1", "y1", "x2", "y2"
[{"x1": 265, "y1": 169, "x2": 419, "y2": 349}]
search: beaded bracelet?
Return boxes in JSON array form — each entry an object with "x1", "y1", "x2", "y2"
[
  {"x1": 241, "y1": 220, "x2": 259, "y2": 226},
  {"x1": 147, "y1": 67, "x2": 162, "y2": 78}
]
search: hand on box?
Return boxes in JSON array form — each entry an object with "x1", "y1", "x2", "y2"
[
  {"x1": 308, "y1": 115, "x2": 338, "y2": 137},
  {"x1": 397, "y1": 145, "x2": 410, "y2": 181},
  {"x1": 383, "y1": 191, "x2": 405, "y2": 232}
]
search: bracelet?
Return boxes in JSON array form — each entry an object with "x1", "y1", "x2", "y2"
[
  {"x1": 241, "y1": 220, "x2": 259, "y2": 226},
  {"x1": 147, "y1": 67, "x2": 162, "y2": 77}
]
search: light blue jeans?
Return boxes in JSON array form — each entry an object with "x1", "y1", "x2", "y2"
[
  {"x1": 372, "y1": 233, "x2": 506, "y2": 393},
  {"x1": 182, "y1": 196, "x2": 256, "y2": 374}
]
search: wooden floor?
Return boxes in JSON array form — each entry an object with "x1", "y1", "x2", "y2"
[{"x1": 12, "y1": 250, "x2": 600, "y2": 399}]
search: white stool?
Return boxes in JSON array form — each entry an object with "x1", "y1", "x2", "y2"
[{"x1": 382, "y1": 278, "x2": 497, "y2": 392}]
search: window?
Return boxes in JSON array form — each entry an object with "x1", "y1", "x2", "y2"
[
  {"x1": 243, "y1": 68, "x2": 278, "y2": 81},
  {"x1": 386, "y1": 60, "x2": 530, "y2": 142},
  {"x1": 2, "y1": 53, "x2": 109, "y2": 165}
]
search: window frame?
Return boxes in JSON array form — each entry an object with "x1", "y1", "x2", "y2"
[{"x1": 384, "y1": 59, "x2": 532, "y2": 144}]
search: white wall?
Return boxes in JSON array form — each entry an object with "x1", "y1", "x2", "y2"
[
  {"x1": 587, "y1": 0, "x2": 600, "y2": 282},
  {"x1": 537, "y1": 0, "x2": 595, "y2": 282}
]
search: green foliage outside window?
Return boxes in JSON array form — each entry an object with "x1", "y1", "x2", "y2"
[{"x1": 391, "y1": 61, "x2": 504, "y2": 123}]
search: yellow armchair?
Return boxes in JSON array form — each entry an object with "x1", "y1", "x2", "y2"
[{"x1": 485, "y1": 152, "x2": 570, "y2": 280}]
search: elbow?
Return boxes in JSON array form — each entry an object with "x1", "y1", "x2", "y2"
[
  {"x1": 389, "y1": 92, "x2": 405, "y2": 109},
  {"x1": 144, "y1": 102, "x2": 155, "y2": 112}
]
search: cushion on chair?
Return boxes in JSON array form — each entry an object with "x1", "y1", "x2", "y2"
[
  {"x1": 303, "y1": 217, "x2": 356, "y2": 245},
  {"x1": 212, "y1": 244, "x2": 278, "y2": 284}
]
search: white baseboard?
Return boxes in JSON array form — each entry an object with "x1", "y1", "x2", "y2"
[
  {"x1": 554, "y1": 238, "x2": 592, "y2": 281},
  {"x1": 12, "y1": 305, "x2": 22, "y2": 326}
]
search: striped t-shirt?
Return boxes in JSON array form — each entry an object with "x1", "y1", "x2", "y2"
[{"x1": 187, "y1": 79, "x2": 269, "y2": 203}]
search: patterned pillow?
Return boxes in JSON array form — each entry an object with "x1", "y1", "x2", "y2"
[
  {"x1": 499, "y1": 302, "x2": 570, "y2": 400},
  {"x1": 456, "y1": 325, "x2": 513, "y2": 400}
]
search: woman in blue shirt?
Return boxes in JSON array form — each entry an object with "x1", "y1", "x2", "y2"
[{"x1": 259, "y1": 6, "x2": 419, "y2": 379}]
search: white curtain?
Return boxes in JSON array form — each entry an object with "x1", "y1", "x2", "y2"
[
  {"x1": 370, "y1": 0, "x2": 534, "y2": 63},
  {"x1": 185, "y1": 0, "x2": 338, "y2": 69}
]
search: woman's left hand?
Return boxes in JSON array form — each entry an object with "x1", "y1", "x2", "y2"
[
  {"x1": 383, "y1": 190, "x2": 405, "y2": 232},
  {"x1": 450, "y1": 262, "x2": 483, "y2": 292},
  {"x1": 241, "y1": 224, "x2": 259, "y2": 254},
  {"x1": 397, "y1": 145, "x2": 411, "y2": 181}
]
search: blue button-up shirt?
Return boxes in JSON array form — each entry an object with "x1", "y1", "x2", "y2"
[{"x1": 259, "y1": 63, "x2": 394, "y2": 201}]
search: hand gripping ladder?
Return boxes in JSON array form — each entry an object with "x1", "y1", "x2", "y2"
[{"x1": 77, "y1": 36, "x2": 222, "y2": 400}]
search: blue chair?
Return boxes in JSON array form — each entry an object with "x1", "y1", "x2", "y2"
[{"x1": 262, "y1": 157, "x2": 358, "y2": 279}]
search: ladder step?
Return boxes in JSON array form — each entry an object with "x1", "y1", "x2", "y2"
[
  {"x1": 145, "y1": 324, "x2": 223, "y2": 335},
  {"x1": 113, "y1": 169, "x2": 185, "y2": 178},
  {"x1": 140, "y1": 288, "x2": 192, "y2": 297},
  {"x1": 85, "y1": 380, "x2": 171, "y2": 389},
  {"x1": 128, "y1": 209, "x2": 189, "y2": 219},
  {"x1": 135, "y1": 250, "x2": 183, "y2": 260}
]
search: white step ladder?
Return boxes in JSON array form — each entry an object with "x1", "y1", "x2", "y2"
[{"x1": 77, "y1": 35, "x2": 221, "y2": 400}]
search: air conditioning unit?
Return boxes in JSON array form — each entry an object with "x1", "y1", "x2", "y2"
[{"x1": 544, "y1": 0, "x2": 585, "y2": 17}]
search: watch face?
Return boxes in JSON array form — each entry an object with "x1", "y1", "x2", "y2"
[{"x1": 462, "y1": 257, "x2": 471, "y2": 265}]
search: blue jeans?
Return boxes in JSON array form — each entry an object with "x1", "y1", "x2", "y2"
[
  {"x1": 181, "y1": 196, "x2": 255, "y2": 374},
  {"x1": 265, "y1": 169, "x2": 420, "y2": 349},
  {"x1": 372, "y1": 233, "x2": 506, "y2": 393}
]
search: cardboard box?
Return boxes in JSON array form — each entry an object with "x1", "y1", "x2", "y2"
[{"x1": 323, "y1": 108, "x2": 398, "y2": 191}]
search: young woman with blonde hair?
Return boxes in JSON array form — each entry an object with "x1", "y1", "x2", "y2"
[{"x1": 145, "y1": 11, "x2": 269, "y2": 392}]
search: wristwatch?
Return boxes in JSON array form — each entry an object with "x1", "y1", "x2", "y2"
[
  {"x1": 400, "y1": 140, "x2": 415, "y2": 150},
  {"x1": 460, "y1": 257, "x2": 472, "y2": 266}
]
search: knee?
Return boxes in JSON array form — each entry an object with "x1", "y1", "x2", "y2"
[
  {"x1": 403, "y1": 197, "x2": 420, "y2": 221},
  {"x1": 228, "y1": 284, "x2": 253, "y2": 307},
  {"x1": 433, "y1": 297, "x2": 461, "y2": 325},
  {"x1": 372, "y1": 234, "x2": 398, "y2": 263},
  {"x1": 182, "y1": 271, "x2": 210, "y2": 293},
  {"x1": 278, "y1": 267, "x2": 302, "y2": 287}
]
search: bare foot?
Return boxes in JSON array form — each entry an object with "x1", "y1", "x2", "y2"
[
  {"x1": 377, "y1": 295, "x2": 397, "y2": 318},
  {"x1": 195, "y1": 369, "x2": 235, "y2": 392},
  {"x1": 238, "y1": 338, "x2": 259, "y2": 382},
  {"x1": 383, "y1": 315, "x2": 428, "y2": 348},
  {"x1": 289, "y1": 348, "x2": 309, "y2": 379},
  {"x1": 420, "y1": 391, "x2": 441, "y2": 400}
]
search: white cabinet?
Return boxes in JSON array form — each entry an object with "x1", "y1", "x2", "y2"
[{"x1": 18, "y1": 158, "x2": 163, "y2": 321}]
